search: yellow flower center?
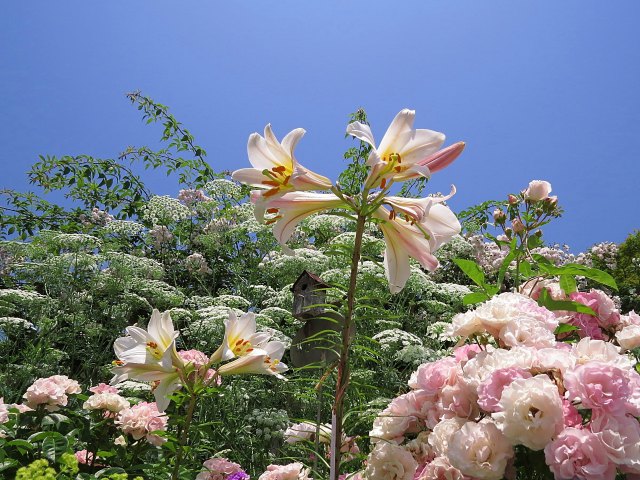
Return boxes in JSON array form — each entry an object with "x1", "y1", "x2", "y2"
[
  {"x1": 231, "y1": 338, "x2": 254, "y2": 356},
  {"x1": 261, "y1": 165, "x2": 293, "y2": 197},
  {"x1": 146, "y1": 341, "x2": 163, "y2": 360}
]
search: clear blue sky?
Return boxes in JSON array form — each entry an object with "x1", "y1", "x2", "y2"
[{"x1": 1, "y1": 1, "x2": 639, "y2": 252}]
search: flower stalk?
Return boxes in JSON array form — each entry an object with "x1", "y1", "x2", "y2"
[{"x1": 330, "y1": 213, "x2": 367, "y2": 480}]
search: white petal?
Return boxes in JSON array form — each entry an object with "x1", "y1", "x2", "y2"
[
  {"x1": 420, "y1": 204, "x2": 461, "y2": 250},
  {"x1": 346, "y1": 122, "x2": 376, "y2": 148},
  {"x1": 263, "y1": 125, "x2": 291, "y2": 166},
  {"x1": 153, "y1": 375, "x2": 182, "y2": 412},
  {"x1": 281, "y1": 128, "x2": 306, "y2": 157},
  {"x1": 247, "y1": 132, "x2": 280, "y2": 170},
  {"x1": 378, "y1": 109, "x2": 415, "y2": 155},
  {"x1": 398, "y1": 129, "x2": 445, "y2": 165},
  {"x1": 232, "y1": 168, "x2": 269, "y2": 188}
]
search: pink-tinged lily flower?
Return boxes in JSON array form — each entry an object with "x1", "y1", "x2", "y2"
[
  {"x1": 382, "y1": 185, "x2": 456, "y2": 223},
  {"x1": 210, "y1": 311, "x2": 272, "y2": 363},
  {"x1": 373, "y1": 200, "x2": 461, "y2": 293},
  {"x1": 114, "y1": 309, "x2": 179, "y2": 364},
  {"x1": 251, "y1": 191, "x2": 348, "y2": 254},
  {"x1": 346, "y1": 109, "x2": 464, "y2": 189},
  {"x1": 217, "y1": 341, "x2": 288, "y2": 379},
  {"x1": 111, "y1": 343, "x2": 184, "y2": 412},
  {"x1": 232, "y1": 125, "x2": 333, "y2": 200}
]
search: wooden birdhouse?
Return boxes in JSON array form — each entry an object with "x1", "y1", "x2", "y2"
[
  {"x1": 291, "y1": 270, "x2": 330, "y2": 319},
  {"x1": 289, "y1": 271, "x2": 354, "y2": 368}
]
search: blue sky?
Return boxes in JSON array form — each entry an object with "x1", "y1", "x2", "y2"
[{"x1": 1, "y1": 1, "x2": 639, "y2": 252}]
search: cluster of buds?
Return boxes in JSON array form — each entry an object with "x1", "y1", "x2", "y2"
[{"x1": 493, "y1": 180, "x2": 562, "y2": 244}]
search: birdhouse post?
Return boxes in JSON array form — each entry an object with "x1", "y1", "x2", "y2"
[{"x1": 291, "y1": 270, "x2": 329, "y2": 319}]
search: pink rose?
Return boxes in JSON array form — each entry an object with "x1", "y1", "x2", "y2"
[
  {"x1": 89, "y1": 383, "x2": 119, "y2": 395},
  {"x1": 417, "y1": 456, "x2": 465, "y2": 480},
  {"x1": 569, "y1": 289, "x2": 621, "y2": 334},
  {"x1": 564, "y1": 362, "x2": 630, "y2": 414},
  {"x1": 116, "y1": 402, "x2": 168, "y2": 446},
  {"x1": 477, "y1": 367, "x2": 532, "y2": 413},
  {"x1": 363, "y1": 442, "x2": 417, "y2": 480},
  {"x1": 23, "y1": 375, "x2": 80, "y2": 411},
  {"x1": 544, "y1": 428, "x2": 616, "y2": 480},
  {"x1": 523, "y1": 180, "x2": 552, "y2": 201},
  {"x1": 414, "y1": 358, "x2": 458, "y2": 394},
  {"x1": 258, "y1": 462, "x2": 312, "y2": 480},
  {"x1": 590, "y1": 409, "x2": 640, "y2": 466}
]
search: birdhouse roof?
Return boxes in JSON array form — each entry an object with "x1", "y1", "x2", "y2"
[{"x1": 291, "y1": 270, "x2": 330, "y2": 291}]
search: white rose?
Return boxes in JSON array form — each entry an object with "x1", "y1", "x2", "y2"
[
  {"x1": 447, "y1": 419, "x2": 513, "y2": 480},
  {"x1": 493, "y1": 375, "x2": 564, "y2": 450},
  {"x1": 523, "y1": 180, "x2": 552, "y2": 201},
  {"x1": 364, "y1": 442, "x2": 418, "y2": 480},
  {"x1": 616, "y1": 324, "x2": 640, "y2": 351}
]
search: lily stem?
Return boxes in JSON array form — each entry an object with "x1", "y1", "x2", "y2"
[
  {"x1": 172, "y1": 390, "x2": 198, "y2": 480},
  {"x1": 329, "y1": 213, "x2": 367, "y2": 480}
]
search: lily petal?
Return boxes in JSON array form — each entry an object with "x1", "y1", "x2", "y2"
[{"x1": 346, "y1": 121, "x2": 376, "y2": 148}]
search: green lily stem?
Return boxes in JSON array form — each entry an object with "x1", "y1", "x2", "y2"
[
  {"x1": 329, "y1": 213, "x2": 367, "y2": 480},
  {"x1": 171, "y1": 390, "x2": 198, "y2": 480}
]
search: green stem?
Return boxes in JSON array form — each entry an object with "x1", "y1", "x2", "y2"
[
  {"x1": 329, "y1": 213, "x2": 366, "y2": 480},
  {"x1": 171, "y1": 391, "x2": 198, "y2": 480}
]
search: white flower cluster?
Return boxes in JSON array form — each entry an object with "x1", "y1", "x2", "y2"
[
  {"x1": 590, "y1": 241, "x2": 618, "y2": 270},
  {"x1": 261, "y1": 285, "x2": 294, "y2": 311},
  {"x1": 0, "y1": 316, "x2": 34, "y2": 330},
  {"x1": 142, "y1": 195, "x2": 191, "y2": 225},
  {"x1": 258, "y1": 307, "x2": 295, "y2": 326},
  {"x1": 326, "y1": 232, "x2": 385, "y2": 258},
  {"x1": 101, "y1": 252, "x2": 164, "y2": 280},
  {"x1": 204, "y1": 179, "x2": 242, "y2": 199},
  {"x1": 373, "y1": 328, "x2": 423, "y2": 354},
  {"x1": 129, "y1": 278, "x2": 185, "y2": 309},
  {"x1": 103, "y1": 220, "x2": 145, "y2": 237},
  {"x1": 259, "y1": 248, "x2": 331, "y2": 285},
  {"x1": 304, "y1": 213, "x2": 354, "y2": 231},
  {"x1": 0, "y1": 289, "x2": 47, "y2": 308},
  {"x1": 211, "y1": 294, "x2": 251, "y2": 310},
  {"x1": 38, "y1": 231, "x2": 103, "y2": 251}
]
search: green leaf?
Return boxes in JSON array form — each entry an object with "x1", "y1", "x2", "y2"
[
  {"x1": 537, "y1": 263, "x2": 617, "y2": 290},
  {"x1": 527, "y1": 235, "x2": 544, "y2": 249},
  {"x1": 559, "y1": 274, "x2": 577, "y2": 294},
  {"x1": 537, "y1": 289, "x2": 596, "y2": 315},
  {"x1": 41, "y1": 434, "x2": 69, "y2": 463},
  {"x1": 462, "y1": 291, "x2": 490, "y2": 305},
  {"x1": 519, "y1": 261, "x2": 533, "y2": 277},
  {"x1": 453, "y1": 258, "x2": 486, "y2": 287},
  {"x1": 555, "y1": 323, "x2": 580, "y2": 334}
]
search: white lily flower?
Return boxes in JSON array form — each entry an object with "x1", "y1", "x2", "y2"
[
  {"x1": 346, "y1": 109, "x2": 464, "y2": 189},
  {"x1": 111, "y1": 343, "x2": 184, "y2": 412},
  {"x1": 373, "y1": 200, "x2": 461, "y2": 294},
  {"x1": 217, "y1": 340, "x2": 288, "y2": 380},
  {"x1": 210, "y1": 311, "x2": 272, "y2": 363},
  {"x1": 251, "y1": 190, "x2": 348, "y2": 254},
  {"x1": 232, "y1": 125, "x2": 332, "y2": 201},
  {"x1": 114, "y1": 309, "x2": 179, "y2": 363}
]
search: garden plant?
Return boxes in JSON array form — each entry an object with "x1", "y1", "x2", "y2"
[{"x1": 1, "y1": 94, "x2": 639, "y2": 479}]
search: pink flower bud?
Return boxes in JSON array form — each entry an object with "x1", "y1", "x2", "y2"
[
  {"x1": 493, "y1": 209, "x2": 506, "y2": 224},
  {"x1": 511, "y1": 218, "x2": 525, "y2": 234},
  {"x1": 507, "y1": 194, "x2": 518, "y2": 205}
]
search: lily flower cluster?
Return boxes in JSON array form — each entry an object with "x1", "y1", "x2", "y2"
[
  {"x1": 360, "y1": 292, "x2": 640, "y2": 480},
  {"x1": 232, "y1": 109, "x2": 465, "y2": 293},
  {"x1": 111, "y1": 309, "x2": 288, "y2": 411}
]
